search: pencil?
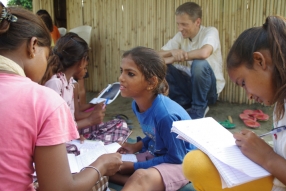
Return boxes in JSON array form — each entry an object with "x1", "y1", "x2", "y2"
[{"x1": 121, "y1": 130, "x2": 133, "y2": 144}]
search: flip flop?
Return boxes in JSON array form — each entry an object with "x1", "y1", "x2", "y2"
[
  {"x1": 242, "y1": 119, "x2": 260, "y2": 129},
  {"x1": 243, "y1": 109, "x2": 256, "y2": 115},
  {"x1": 243, "y1": 109, "x2": 269, "y2": 121},
  {"x1": 219, "y1": 120, "x2": 236, "y2": 129},
  {"x1": 113, "y1": 114, "x2": 133, "y2": 125},
  {"x1": 250, "y1": 113, "x2": 269, "y2": 121},
  {"x1": 239, "y1": 113, "x2": 257, "y2": 121}
]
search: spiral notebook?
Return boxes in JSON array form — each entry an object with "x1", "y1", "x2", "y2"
[{"x1": 171, "y1": 117, "x2": 271, "y2": 188}]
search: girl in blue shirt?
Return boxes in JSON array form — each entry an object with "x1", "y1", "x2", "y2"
[{"x1": 110, "y1": 46, "x2": 195, "y2": 191}]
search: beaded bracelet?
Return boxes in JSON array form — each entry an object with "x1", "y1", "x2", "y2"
[{"x1": 80, "y1": 166, "x2": 101, "y2": 183}]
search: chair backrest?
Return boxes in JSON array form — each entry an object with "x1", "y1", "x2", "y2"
[
  {"x1": 69, "y1": 25, "x2": 92, "y2": 47},
  {"x1": 58, "y1": 27, "x2": 67, "y2": 37}
]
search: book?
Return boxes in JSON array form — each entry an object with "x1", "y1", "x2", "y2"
[
  {"x1": 67, "y1": 141, "x2": 137, "y2": 173},
  {"x1": 68, "y1": 139, "x2": 104, "y2": 152},
  {"x1": 171, "y1": 117, "x2": 271, "y2": 188},
  {"x1": 89, "y1": 82, "x2": 120, "y2": 104}
]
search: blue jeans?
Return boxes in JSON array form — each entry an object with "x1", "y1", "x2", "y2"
[{"x1": 166, "y1": 60, "x2": 217, "y2": 110}]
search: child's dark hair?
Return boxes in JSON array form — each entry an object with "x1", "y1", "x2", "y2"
[
  {"x1": 122, "y1": 46, "x2": 169, "y2": 96},
  {"x1": 0, "y1": 3, "x2": 51, "y2": 51},
  {"x1": 227, "y1": 16, "x2": 286, "y2": 121},
  {"x1": 39, "y1": 14, "x2": 53, "y2": 32},
  {"x1": 36, "y1": 9, "x2": 53, "y2": 32},
  {"x1": 41, "y1": 32, "x2": 89, "y2": 84},
  {"x1": 175, "y1": 2, "x2": 202, "y2": 22}
]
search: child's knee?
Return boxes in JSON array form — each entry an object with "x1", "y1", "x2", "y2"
[
  {"x1": 130, "y1": 169, "x2": 149, "y2": 182},
  {"x1": 182, "y1": 150, "x2": 213, "y2": 181}
]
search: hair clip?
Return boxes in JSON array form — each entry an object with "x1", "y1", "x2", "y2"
[{"x1": 0, "y1": 4, "x2": 18, "y2": 23}]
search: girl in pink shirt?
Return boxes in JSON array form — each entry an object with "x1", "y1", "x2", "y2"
[
  {"x1": 42, "y1": 32, "x2": 131, "y2": 144},
  {"x1": 0, "y1": 3, "x2": 121, "y2": 190}
]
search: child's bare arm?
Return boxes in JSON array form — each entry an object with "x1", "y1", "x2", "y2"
[{"x1": 34, "y1": 144, "x2": 122, "y2": 191}]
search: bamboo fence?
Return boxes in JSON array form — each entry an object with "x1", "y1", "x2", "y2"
[{"x1": 33, "y1": 0, "x2": 286, "y2": 104}]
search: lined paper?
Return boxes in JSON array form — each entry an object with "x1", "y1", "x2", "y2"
[
  {"x1": 67, "y1": 141, "x2": 138, "y2": 173},
  {"x1": 68, "y1": 140, "x2": 104, "y2": 153},
  {"x1": 171, "y1": 117, "x2": 270, "y2": 188}
]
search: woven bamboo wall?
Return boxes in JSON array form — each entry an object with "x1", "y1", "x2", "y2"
[
  {"x1": 33, "y1": 0, "x2": 54, "y2": 21},
  {"x1": 33, "y1": 0, "x2": 286, "y2": 104}
]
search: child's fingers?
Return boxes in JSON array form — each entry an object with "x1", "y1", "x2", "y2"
[
  {"x1": 117, "y1": 147, "x2": 127, "y2": 154},
  {"x1": 80, "y1": 135, "x2": 85, "y2": 144}
]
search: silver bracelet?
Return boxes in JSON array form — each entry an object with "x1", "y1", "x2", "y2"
[{"x1": 80, "y1": 166, "x2": 102, "y2": 182}]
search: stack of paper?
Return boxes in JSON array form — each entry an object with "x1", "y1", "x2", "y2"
[
  {"x1": 67, "y1": 140, "x2": 137, "y2": 173},
  {"x1": 171, "y1": 117, "x2": 271, "y2": 188}
]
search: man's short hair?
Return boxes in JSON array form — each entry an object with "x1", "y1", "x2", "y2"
[{"x1": 175, "y1": 2, "x2": 202, "y2": 21}]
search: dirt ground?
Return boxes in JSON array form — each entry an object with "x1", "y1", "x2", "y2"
[{"x1": 87, "y1": 92, "x2": 274, "y2": 145}]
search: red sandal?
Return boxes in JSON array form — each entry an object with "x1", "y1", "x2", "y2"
[
  {"x1": 239, "y1": 112, "x2": 260, "y2": 129},
  {"x1": 243, "y1": 109, "x2": 269, "y2": 121},
  {"x1": 242, "y1": 119, "x2": 260, "y2": 129}
]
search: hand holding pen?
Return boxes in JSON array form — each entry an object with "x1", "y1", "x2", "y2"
[
  {"x1": 86, "y1": 102, "x2": 106, "y2": 126},
  {"x1": 234, "y1": 129, "x2": 275, "y2": 167},
  {"x1": 117, "y1": 131, "x2": 140, "y2": 154}
]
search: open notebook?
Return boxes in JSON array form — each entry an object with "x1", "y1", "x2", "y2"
[
  {"x1": 171, "y1": 117, "x2": 271, "y2": 188},
  {"x1": 67, "y1": 140, "x2": 137, "y2": 173}
]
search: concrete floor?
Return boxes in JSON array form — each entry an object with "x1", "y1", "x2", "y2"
[{"x1": 87, "y1": 92, "x2": 274, "y2": 145}]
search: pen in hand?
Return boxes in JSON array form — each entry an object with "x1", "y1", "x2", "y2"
[
  {"x1": 120, "y1": 130, "x2": 133, "y2": 145},
  {"x1": 259, "y1": 131, "x2": 272, "y2": 138},
  {"x1": 102, "y1": 98, "x2": 110, "y2": 109},
  {"x1": 259, "y1": 126, "x2": 286, "y2": 137}
]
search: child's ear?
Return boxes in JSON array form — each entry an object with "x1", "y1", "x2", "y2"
[
  {"x1": 253, "y1": 51, "x2": 267, "y2": 70},
  {"x1": 148, "y1": 76, "x2": 158, "y2": 90},
  {"x1": 27, "y1": 37, "x2": 38, "y2": 59}
]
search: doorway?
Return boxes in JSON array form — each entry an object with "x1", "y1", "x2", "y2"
[{"x1": 53, "y1": 0, "x2": 67, "y2": 28}]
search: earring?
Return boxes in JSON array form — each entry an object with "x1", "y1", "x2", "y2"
[{"x1": 30, "y1": 53, "x2": 35, "y2": 58}]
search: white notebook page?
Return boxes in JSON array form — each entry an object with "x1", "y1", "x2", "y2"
[{"x1": 172, "y1": 117, "x2": 270, "y2": 188}]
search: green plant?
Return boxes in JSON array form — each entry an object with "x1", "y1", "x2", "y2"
[{"x1": 7, "y1": 0, "x2": 32, "y2": 11}]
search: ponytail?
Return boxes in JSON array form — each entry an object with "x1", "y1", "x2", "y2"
[
  {"x1": 40, "y1": 53, "x2": 63, "y2": 85},
  {"x1": 158, "y1": 78, "x2": 169, "y2": 96}
]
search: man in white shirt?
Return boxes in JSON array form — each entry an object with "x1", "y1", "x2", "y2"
[{"x1": 159, "y1": 2, "x2": 225, "y2": 119}]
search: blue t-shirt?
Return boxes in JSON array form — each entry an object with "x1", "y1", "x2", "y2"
[{"x1": 132, "y1": 94, "x2": 196, "y2": 170}]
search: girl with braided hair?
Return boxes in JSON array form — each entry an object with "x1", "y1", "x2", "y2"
[{"x1": 42, "y1": 32, "x2": 131, "y2": 144}]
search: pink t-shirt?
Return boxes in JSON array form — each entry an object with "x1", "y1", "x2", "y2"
[
  {"x1": 44, "y1": 73, "x2": 75, "y2": 118},
  {"x1": 0, "y1": 73, "x2": 79, "y2": 190}
]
